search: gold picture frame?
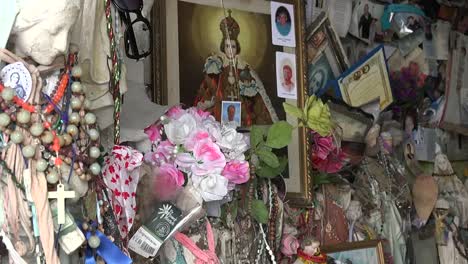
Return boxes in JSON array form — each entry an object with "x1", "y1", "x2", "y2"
[
  {"x1": 322, "y1": 240, "x2": 386, "y2": 264},
  {"x1": 151, "y1": 0, "x2": 311, "y2": 206},
  {"x1": 150, "y1": 0, "x2": 167, "y2": 104}
]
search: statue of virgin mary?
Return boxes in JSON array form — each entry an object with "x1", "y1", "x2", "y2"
[{"x1": 194, "y1": 11, "x2": 278, "y2": 126}]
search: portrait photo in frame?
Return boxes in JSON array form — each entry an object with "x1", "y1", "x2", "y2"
[
  {"x1": 221, "y1": 101, "x2": 241, "y2": 127},
  {"x1": 306, "y1": 12, "x2": 349, "y2": 97},
  {"x1": 159, "y1": 0, "x2": 312, "y2": 206},
  {"x1": 322, "y1": 240, "x2": 386, "y2": 264},
  {"x1": 276, "y1": 51, "x2": 297, "y2": 99}
]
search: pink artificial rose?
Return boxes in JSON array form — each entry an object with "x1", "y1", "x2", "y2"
[
  {"x1": 192, "y1": 139, "x2": 226, "y2": 176},
  {"x1": 281, "y1": 234, "x2": 299, "y2": 257},
  {"x1": 145, "y1": 140, "x2": 175, "y2": 166},
  {"x1": 222, "y1": 160, "x2": 250, "y2": 184},
  {"x1": 311, "y1": 133, "x2": 334, "y2": 160},
  {"x1": 195, "y1": 108, "x2": 210, "y2": 119},
  {"x1": 144, "y1": 152, "x2": 158, "y2": 165},
  {"x1": 157, "y1": 140, "x2": 175, "y2": 161},
  {"x1": 311, "y1": 150, "x2": 346, "y2": 173},
  {"x1": 184, "y1": 129, "x2": 210, "y2": 151},
  {"x1": 166, "y1": 105, "x2": 185, "y2": 119},
  {"x1": 159, "y1": 163, "x2": 185, "y2": 186},
  {"x1": 187, "y1": 107, "x2": 211, "y2": 121},
  {"x1": 153, "y1": 163, "x2": 185, "y2": 201},
  {"x1": 144, "y1": 124, "x2": 162, "y2": 142}
]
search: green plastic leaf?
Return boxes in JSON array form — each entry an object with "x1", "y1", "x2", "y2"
[
  {"x1": 251, "y1": 199, "x2": 269, "y2": 224},
  {"x1": 250, "y1": 126, "x2": 264, "y2": 149},
  {"x1": 314, "y1": 173, "x2": 339, "y2": 185},
  {"x1": 257, "y1": 144, "x2": 272, "y2": 153},
  {"x1": 266, "y1": 121, "x2": 293, "y2": 149},
  {"x1": 256, "y1": 157, "x2": 288, "y2": 178},
  {"x1": 256, "y1": 149, "x2": 280, "y2": 168},
  {"x1": 283, "y1": 102, "x2": 303, "y2": 119}
]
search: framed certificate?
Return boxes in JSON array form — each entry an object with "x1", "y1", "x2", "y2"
[{"x1": 337, "y1": 46, "x2": 393, "y2": 110}]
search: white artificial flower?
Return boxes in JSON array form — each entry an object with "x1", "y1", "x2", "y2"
[
  {"x1": 191, "y1": 173, "x2": 229, "y2": 202},
  {"x1": 164, "y1": 113, "x2": 197, "y2": 145},
  {"x1": 202, "y1": 116, "x2": 222, "y2": 142},
  {"x1": 215, "y1": 126, "x2": 249, "y2": 161}
]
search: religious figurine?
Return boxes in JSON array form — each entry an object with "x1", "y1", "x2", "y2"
[
  {"x1": 433, "y1": 144, "x2": 468, "y2": 228},
  {"x1": 434, "y1": 198, "x2": 468, "y2": 264},
  {"x1": 194, "y1": 11, "x2": 278, "y2": 126},
  {"x1": 434, "y1": 198, "x2": 451, "y2": 245},
  {"x1": 10, "y1": 0, "x2": 81, "y2": 65},
  {"x1": 294, "y1": 237, "x2": 327, "y2": 264}
]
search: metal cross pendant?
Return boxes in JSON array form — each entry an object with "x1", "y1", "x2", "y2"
[
  {"x1": 227, "y1": 91, "x2": 238, "y2": 101},
  {"x1": 48, "y1": 184, "x2": 75, "y2": 224}
]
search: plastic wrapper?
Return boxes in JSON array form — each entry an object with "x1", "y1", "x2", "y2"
[
  {"x1": 381, "y1": 4, "x2": 427, "y2": 38},
  {"x1": 130, "y1": 164, "x2": 204, "y2": 261}
]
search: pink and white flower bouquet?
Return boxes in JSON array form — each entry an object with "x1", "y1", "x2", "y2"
[{"x1": 144, "y1": 106, "x2": 250, "y2": 202}]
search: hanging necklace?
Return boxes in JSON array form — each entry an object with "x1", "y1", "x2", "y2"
[{"x1": 104, "y1": 0, "x2": 122, "y2": 145}]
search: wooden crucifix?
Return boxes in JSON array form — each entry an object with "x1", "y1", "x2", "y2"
[{"x1": 48, "y1": 184, "x2": 75, "y2": 224}]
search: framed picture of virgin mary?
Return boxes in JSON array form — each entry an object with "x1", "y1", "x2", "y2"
[{"x1": 160, "y1": 0, "x2": 312, "y2": 206}]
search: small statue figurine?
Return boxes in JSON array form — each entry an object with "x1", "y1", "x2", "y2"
[
  {"x1": 433, "y1": 144, "x2": 468, "y2": 228},
  {"x1": 294, "y1": 236, "x2": 327, "y2": 264},
  {"x1": 434, "y1": 198, "x2": 468, "y2": 264}
]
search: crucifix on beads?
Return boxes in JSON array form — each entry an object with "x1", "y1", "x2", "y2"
[
  {"x1": 48, "y1": 183, "x2": 75, "y2": 225},
  {"x1": 227, "y1": 91, "x2": 238, "y2": 101}
]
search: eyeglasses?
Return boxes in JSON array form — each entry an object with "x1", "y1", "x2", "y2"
[{"x1": 112, "y1": 0, "x2": 152, "y2": 60}]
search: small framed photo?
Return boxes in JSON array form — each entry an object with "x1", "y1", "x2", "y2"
[
  {"x1": 348, "y1": 0, "x2": 386, "y2": 43},
  {"x1": 271, "y1": 1, "x2": 296, "y2": 47},
  {"x1": 323, "y1": 240, "x2": 386, "y2": 264},
  {"x1": 276, "y1": 51, "x2": 297, "y2": 99},
  {"x1": 221, "y1": 101, "x2": 241, "y2": 127}
]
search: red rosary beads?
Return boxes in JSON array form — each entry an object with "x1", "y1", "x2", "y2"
[
  {"x1": 45, "y1": 74, "x2": 69, "y2": 114},
  {"x1": 0, "y1": 72, "x2": 69, "y2": 159},
  {"x1": 0, "y1": 73, "x2": 69, "y2": 115}
]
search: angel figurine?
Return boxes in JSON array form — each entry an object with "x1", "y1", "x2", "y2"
[
  {"x1": 294, "y1": 236, "x2": 327, "y2": 264},
  {"x1": 433, "y1": 144, "x2": 468, "y2": 228}
]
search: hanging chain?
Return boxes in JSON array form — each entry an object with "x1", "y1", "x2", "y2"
[{"x1": 104, "y1": 0, "x2": 122, "y2": 145}]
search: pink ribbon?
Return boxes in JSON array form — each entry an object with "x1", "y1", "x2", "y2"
[
  {"x1": 102, "y1": 145, "x2": 143, "y2": 238},
  {"x1": 175, "y1": 221, "x2": 219, "y2": 264}
]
